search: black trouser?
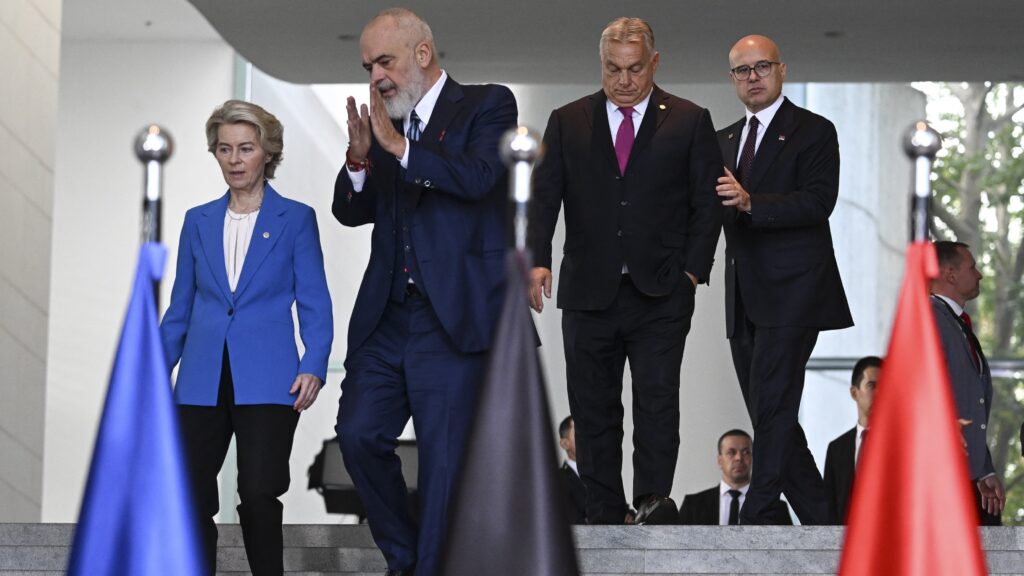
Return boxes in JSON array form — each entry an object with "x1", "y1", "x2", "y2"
[
  {"x1": 178, "y1": 348, "x2": 300, "y2": 576},
  {"x1": 729, "y1": 290, "x2": 828, "y2": 525},
  {"x1": 563, "y1": 276, "x2": 695, "y2": 523}
]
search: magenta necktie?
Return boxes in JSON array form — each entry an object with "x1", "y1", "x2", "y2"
[
  {"x1": 615, "y1": 106, "x2": 635, "y2": 175},
  {"x1": 738, "y1": 115, "x2": 759, "y2": 184}
]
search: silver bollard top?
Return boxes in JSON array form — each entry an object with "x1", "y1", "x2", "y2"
[
  {"x1": 903, "y1": 121, "x2": 942, "y2": 160},
  {"x1": 499, "y1": 126, "x2": 543, "y2": 167},
  {"x1": 134, "y1": 124, "x2": 174, "y2": 164}
]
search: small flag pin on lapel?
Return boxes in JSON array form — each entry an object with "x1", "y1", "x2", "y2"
[
  {"x1": 778, "y1": 134, "x2": 786, "y2": 141},
  {"x1": 263, "y1": 232, "x2": 270, "y2": 239}
]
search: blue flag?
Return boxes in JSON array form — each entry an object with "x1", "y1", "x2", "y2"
[{"x1": 67, "y1": 242, "x2": 203, "y2": 576}]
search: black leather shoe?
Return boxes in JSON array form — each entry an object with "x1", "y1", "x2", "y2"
[{"x1": 634, "y1": 495, "x2": 678, "y2": 525}]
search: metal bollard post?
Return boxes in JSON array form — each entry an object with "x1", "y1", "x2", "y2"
[
  {"x1": 134, "y1": 125, "x2": 174, "y2": 245},
  {"x1": 499, "y1": 127, "x2": 543, "y2": 253},
  {"x1": 902, "y1": 121, "x2": 942, "y2": 243}
]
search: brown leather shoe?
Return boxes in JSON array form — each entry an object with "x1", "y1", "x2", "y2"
[{"x1": 634, "y1": 495, "x2": 678, "y2": 525}]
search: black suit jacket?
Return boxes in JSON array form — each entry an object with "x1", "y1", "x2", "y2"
[
  {"x1": 678, "y1": 485, "x2": 792, "y2": 525},
  {"x1": 717, "y1": 98, "x2": 852, "y2": 335},
  {"x1": 530, "y1": 86, "x2": 723, "y2": 310},
  {"x1": 560, "y1": 462, "x2": 587, "y2": 525},
  {"x1": 823, "y1": 427, "x2": 856, "y2": 524}
]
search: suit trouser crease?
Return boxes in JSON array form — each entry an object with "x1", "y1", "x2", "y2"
[
  {"x1": 563, "y1": 277, "x2": 693, "y2": 521},
  {"x1": 337, "y1": 295, "x2": 483, "y2": 576},
  {"x1": 730, "y1": 288, "x2": 827, "y2": 525},
  {"x1": 178, "y1": 346, "x2": 299, "y2": 576}
]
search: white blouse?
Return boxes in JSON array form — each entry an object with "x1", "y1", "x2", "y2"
[{"x1": 224, "y1": 208, "x2": 260, "y2": 292}]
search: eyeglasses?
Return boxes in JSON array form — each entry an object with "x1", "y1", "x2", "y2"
[{"x1": 730, "y1": 61, "x2": 780, "y2": 81}]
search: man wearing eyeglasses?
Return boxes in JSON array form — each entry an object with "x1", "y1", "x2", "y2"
[{"x1": 716, "y1": 35, "x2": 853, "y2": 525}]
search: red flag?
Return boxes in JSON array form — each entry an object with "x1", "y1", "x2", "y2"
[{"x1": 839, "y1": 242, "x2": 986, "y2": 576}]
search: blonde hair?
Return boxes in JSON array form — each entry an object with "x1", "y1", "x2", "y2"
[
  {"x1": 205, "y1": 99, "x2": 284, "y2": 178},
  {"x1": 599, "y1": 17, "x2": 655, "y2": 61}
]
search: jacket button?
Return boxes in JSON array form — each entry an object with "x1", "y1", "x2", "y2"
[
  {"x1": 617, "y1": 230, "x2": 623, "y2": 237},
  {"x1": 980, "y1": 398, "x2": 985, "y2": 404},
  {"x1": 980, "y1": 423, "x2": 987, "y2": 430},
  {"x1": 414, "y1": 178, "x2": 422, "y2": 185},
  {"x1": 424, "y1": 180, "x2": 432, "y2": 187},
  {"x1": 620, "y1": 200, "x2": 629, "y2": 206},
  {"x1": 227, "y1": 308, "x2": 234, "y2": 316}
]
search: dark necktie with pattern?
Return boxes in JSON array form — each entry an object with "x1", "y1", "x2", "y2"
[
  {"x1": 738, "y1": 115, "x2": 759, "y2": 184},
  {"x1": 407, "y1": 109, "x2": 422, "y2": 142}
]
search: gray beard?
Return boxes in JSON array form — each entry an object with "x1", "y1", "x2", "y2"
[{"x1": 379, "y1": 70, "x2": 427, "y2": 120}]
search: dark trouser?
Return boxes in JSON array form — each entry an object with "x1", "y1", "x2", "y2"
[
  {"x1": 730, "y1": 291, "x2": 828, "y2": 525},
  {"x1": 336, "y1": 293, "x2": 484, "y2": 576},
  {"x1": 562, "y1": 276, "x2": 695, "y2": 523},
  {"x1": 178, "y1": 348, "x2": 300, "y2": 576}
]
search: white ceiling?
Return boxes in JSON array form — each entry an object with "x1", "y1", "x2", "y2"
[
  {"x1": 62, "y1": 0, "x2": 220, "y2": 41},
  {"x1": 64, "y1": 0, "x2": 1024, "y2": 85},
  {"x1": 186, "y1": 0, "x2": 1024, "y2": 85}
]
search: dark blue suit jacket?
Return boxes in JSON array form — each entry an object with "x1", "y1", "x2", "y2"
[
  {"x1": 333, "y1": 77, "x2": 518, "y2": 354},
  {"x1": 161, "y1": 183, "x2": 334, "y2": 406}
]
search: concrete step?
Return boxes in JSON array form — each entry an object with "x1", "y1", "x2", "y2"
[{"x1": 2, "y1": 524, "x2": 1024, "y2": 575}]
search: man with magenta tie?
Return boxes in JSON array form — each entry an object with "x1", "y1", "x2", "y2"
[{"x1": 528, "y1": 17, "x2": 723, "y2": 525}]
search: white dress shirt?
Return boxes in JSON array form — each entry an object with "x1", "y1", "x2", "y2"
[
  {"x1": 224, "y1": 208, "x2": 260, "y2": 292},
  {"x1": 605, "y1": 89, "x2": 652, "y2": 145},
  {"x1": 855, "y1": 423, "x2": 867, "y2": 465},
  {"x1": 735, "y1": 94, "x2": 786, "y2": 163},
  {"x1": 718, "y1": 480, "x2": 749, "y2": 525}
]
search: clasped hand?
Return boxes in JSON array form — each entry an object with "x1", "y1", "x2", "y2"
[{"x1": 345, "y1": 84, "x2": 407, "y2": 162}]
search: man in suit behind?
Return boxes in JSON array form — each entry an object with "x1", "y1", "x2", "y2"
[
  {"x1": 679, "y1": 429, "x2": 791, "y2": 525},
  {"x1": 823, "y1": 355, "x2": 880, "y2": 524},
  {"x1": 716, "y1": 35, "x2": 853, "y2": 525},
  {"x1": 931, "y1": 241, "x2": 1004, "y2": 525},
  {"x1": 332, "y1": 9, "x2": 517, "y2": 576},
  {"x1": 529, "y1": 17, "x2": 723, "y2": 525},
  {"x1": 558, "y1": 415, "x2": 587, "y2": 524}
]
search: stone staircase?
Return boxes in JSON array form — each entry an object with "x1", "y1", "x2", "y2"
[{"x1": 3, "y1": 524, "x2": 1024, "y2": 575}]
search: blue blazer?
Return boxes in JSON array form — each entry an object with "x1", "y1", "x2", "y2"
[
  {"x1": 161, "y1": 183, "x2": 333, "y2": 406},
  {"x1": 333, "y1": 77, "x2": 518, "y2": 354}
]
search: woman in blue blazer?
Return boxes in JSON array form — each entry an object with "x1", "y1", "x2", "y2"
[{"x1": 160, "y1": 100, "x2": 333, "y2": 576}]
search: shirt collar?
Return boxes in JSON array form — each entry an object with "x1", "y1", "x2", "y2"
[
  {"x1": 606, "y1": 88, "x2": 654, "y2": 118},
  {"x1": 565, "y1": 458, "x2": 579, "y2": 476},
  {"x1": 720, "y1": 479, "x2": 749, "y2": 496},
  {"x1": 933, "y1": 293, "x2": 964, "y2": 316},
  {"x1": 409, "y1": 70, "x2": 448, "y2": 129},
  {"x1": 745, "y1": 94, "x2": 785, "y2": 129}
]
